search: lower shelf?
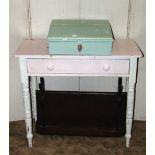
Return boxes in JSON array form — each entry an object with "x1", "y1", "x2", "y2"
[{"x1": 36, "y1": 90, "x2": 127, "y2": 137}]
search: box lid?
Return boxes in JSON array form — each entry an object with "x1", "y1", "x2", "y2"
[{"x1": 48, "y1": 19, "x2": 113, "y2": 41}]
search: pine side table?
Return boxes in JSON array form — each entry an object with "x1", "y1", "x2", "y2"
[{"x1": 15, "y1": 39, "x2": 143, "y2": 147}]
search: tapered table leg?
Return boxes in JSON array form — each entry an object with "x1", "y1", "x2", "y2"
[
  {"x1": 19, "y1": 58, "x2": 33, "y2": 147},
  {"x1": 30, "y1": 76, "x2": 37, "y2": 122},
  {"x1": 125, "y1": 58, "x2": 137, "y2": 147}
]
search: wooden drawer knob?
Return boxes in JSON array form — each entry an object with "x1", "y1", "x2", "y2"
[
  {"x1": 47, "y1": 64, "x2": 54, "y2": 71},
  {"x1": 103, "y1": 64, "x2": 110, "y2": 71}
]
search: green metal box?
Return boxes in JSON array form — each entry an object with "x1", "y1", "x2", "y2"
[{"x1": 48, "y1": 19, "x2": 113, "y2": 56}]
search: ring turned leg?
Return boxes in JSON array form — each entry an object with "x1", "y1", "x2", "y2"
[
  {"x1": 22, "y1": 80, "x2": 33, "y2": 147},
  {"x1": 125, "y1": 82, "x2": 136, "y2": 147},
  {"x1": 125, "y1": 58, "x2": 137, "y2": 147},
  {"x1": 30, "y1": 76, "x2": 37, "y2": 122},
  {"x1": 20, "y1": 58, "x2": 33, "y2": 147}
]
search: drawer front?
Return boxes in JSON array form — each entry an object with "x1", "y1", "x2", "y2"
[
  {"x1": 48, "y1": 40, "x2": 112, "y2": 56},
  {"x1": 27, "y1": 59, "x2": 129, "y2": 75}
]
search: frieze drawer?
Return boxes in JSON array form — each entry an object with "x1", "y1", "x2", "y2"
[{"x1": 27, "y1": 59, "x2": 129, "y2": 75}]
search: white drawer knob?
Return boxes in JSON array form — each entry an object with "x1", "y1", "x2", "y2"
[
  {"x1": 47, "y1": 64, "x2": 54, "y2": 71},
  {"x1": 103, "y1": 64, "x2": 110, "y2": 71}
]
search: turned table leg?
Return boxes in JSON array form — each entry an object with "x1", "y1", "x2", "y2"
[
  {"x1": 22, "y1": 81, "x2": 33, "y2": 147},
  {"x1": 30, "y1": 76, "x2": 37, "y2": 122},
  {"x1": 19, "y1": 58, "x2": 33, "y2": 147},
  {"x1": 125, "y1": 58, "x2": 137, "y2": 147}
]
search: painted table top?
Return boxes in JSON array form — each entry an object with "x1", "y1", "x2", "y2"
[{"x1": 15, "y1": 39, "x2": 143, "y2": 59}]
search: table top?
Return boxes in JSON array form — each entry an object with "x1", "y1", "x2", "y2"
[{"x1": 15, "y1": 39, "x2": 143, "y2": 59}]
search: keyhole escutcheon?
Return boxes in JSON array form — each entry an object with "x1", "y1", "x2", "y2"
[{"x1": 78, "y1": 44, "x2": 82, "y2": 52}]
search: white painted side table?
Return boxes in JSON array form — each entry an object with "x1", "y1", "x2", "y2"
[{"x1": 15, "y1": 39, "x2": 143, "y2": 148}]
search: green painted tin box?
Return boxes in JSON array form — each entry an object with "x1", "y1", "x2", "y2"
[{"x1": 48, "y1": 19, "x2": 113, "y2": 56}]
